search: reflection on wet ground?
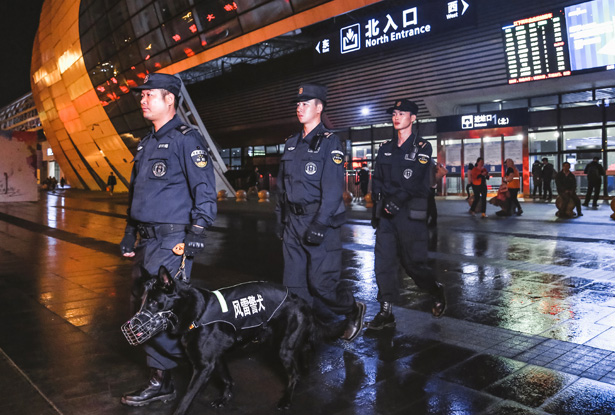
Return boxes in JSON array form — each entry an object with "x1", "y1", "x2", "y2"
[{"x1": 1, "y1": 190, "x2": 615, "y2": 414}]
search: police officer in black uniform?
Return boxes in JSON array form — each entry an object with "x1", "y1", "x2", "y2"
[
  {"x1": 276, "y1": 83, "x2": 365, "y2": 341},
  {"x1": 366, "y1": 99, "x2": 446, "y2": 331},
  {"x1": 119, "y1": 73, "x2": 217, "y2": 406}
]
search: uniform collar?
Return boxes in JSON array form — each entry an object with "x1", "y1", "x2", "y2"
[
  {"x1": 302, "y1": 122, "x2": 326, "y2": 143},
  {"x1": 153, "y1": 114, "x2": 182, "y2": 141},
  {"x1": 396, "y1": 133, "x2": 416, "y2": 150}
]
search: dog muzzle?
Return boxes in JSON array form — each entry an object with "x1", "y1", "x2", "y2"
[{"x1": 121, "y1": 310, "x2": 178, "y2": 346}]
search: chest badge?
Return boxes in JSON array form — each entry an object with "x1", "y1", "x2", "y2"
[
  {"x1": 152, "y1": 161, "x2": 167, "y2": 177},
  {"x1": 191, "y1": 149, "x2": 208, "y2": 168},
  {"x1": 331, "y1": 150, "x2": 344, "y2": 165},
  {"x1": 158, "y1": 143, "x2": 169, "y2": 149},
  {"x1": 305, "y1": 162, "x2": 318, "y2": 175},
  {"x1": 287, "y1": 146, "x2": 296, "y2": 151},
  {"x1": 403, "y1": 168, "x2": 413, "y2": 179}
]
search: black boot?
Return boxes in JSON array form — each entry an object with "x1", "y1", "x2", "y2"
[
  {"x1": 121, "y1": 369, "x2": 176, "y2": 407},
  {"x1": 431, "y1": 282, "x2": 446, "y2": 318},
  {"x1": 366, "y1": 302, "x2": 395, "y2": 330},
  {"x1": 340, "y1": 301, "x2": 366, "y2": 342}
]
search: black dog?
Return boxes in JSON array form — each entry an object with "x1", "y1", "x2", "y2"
[{"x1": 139, "y1": 266, "x2": 342, "y2": 415}]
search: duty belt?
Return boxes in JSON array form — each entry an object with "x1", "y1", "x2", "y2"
[
  {"x1": 137, "y1": 223, "x2": 186, "y2": 239},
  {"x1": 287, "y1": 201, "x2": 319, "y2": 215}
]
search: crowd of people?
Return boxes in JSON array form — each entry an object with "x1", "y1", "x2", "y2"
[{"x1": 464, "y1": 156, "x2": 607, "y2": 219}]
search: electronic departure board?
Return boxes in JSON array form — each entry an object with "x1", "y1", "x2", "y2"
[
  {"x1": 502, "y1": 11, "x2": 571, "y2": 84},
  {"x1": 502, "y1": 0, "x2": 615, "y2": 84}
]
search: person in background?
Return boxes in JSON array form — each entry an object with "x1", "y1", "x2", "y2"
[
  {"x1": 469, "y1": 157, "x2": 489, "y2": 218},
  {"x1": 583, "y1": 156, "x2": 605, "y2": 208},
  {"x1": 427, "y1": 160, "x2": 447, "y2": 227},
  {"x1": 555, "y1": 161, "x2": 582, "y2": 218},
  {"x1": 248, "y1": 166, "x2": 260, "y2": 195},
  {"x1": 531, "y1": 159, "x2": 542, "y2": 199},
  {"x1": 107, "y1": 172, "x2": 117, "y2": 195},
  {"x1": 358, "y1": 162, "x2": 370, "y2": 198},
  {"x1": 541, "y1": 158, "x2": 555, "y2": 202},
  {"x1": 465, "y1": 163, "x2": 474, "y2": 200},
  {"x1": 504, "y1": 158, "x2": 522, "y2": 216}
]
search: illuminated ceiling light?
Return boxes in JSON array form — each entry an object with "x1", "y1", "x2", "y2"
[
  {"x1": 361, "y1": 107, "x2": 370, "y2": 116},
  {"x1": 554, "y1": 131, "x2": 560, "y2": 138}
]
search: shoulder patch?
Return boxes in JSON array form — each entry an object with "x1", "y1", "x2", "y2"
[
  {"x1": 331, "y1": 150, "x2": 344, "y2": 165},
  {"x1": 191, "y1": 149, "x2": 208, "y2": 168},
  {"x1": 177, "y1": 125, "x2": 193, "y2": 135}
]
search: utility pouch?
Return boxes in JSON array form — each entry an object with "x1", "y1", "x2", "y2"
[{"x1": 407, "y1": 198, "x2": 428, "y2": 221}]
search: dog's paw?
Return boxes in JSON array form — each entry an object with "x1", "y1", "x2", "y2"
[
  {"x1": 210, "y1": 396, "x2": 231, "y2": 408},
  {"x1": 276, "y1": 398, "x2": 292, "y2": 410}
]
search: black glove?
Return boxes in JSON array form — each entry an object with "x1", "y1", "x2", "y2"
[
  {"x1": 305, "y1": 222, "x2": 328, "y2": 245},
  {"x1": 184, "y1": 225, "x2": 206, "y2": 257},
  {"x1": 275, "y1": 222, "x2": 285, "y2": 240},
  {"x1": 371, "y1": 218, "x2": 380, "y2": 229},
  {"x1": 383, "y1": 197, "x2": 402, "y2": 217},
  {"x1": 120, "y1": 231, "x2": 137, "y2": 256}
]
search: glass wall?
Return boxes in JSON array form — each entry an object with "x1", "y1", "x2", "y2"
[{"x1": 78, "y1": 0, "x2": 330, "y2": 147}]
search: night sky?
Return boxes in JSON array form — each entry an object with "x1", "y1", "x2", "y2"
[{"x1": 0, "y1": 0, "x2": 46, "y2": 108}]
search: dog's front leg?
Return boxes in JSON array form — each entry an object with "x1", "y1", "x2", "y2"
[
  {"x1": 172, "y1": 364, "x2": 214, "y2": 415},
  {"x1": 210, "y1": 357, "x2": 234, "y2": 408}
]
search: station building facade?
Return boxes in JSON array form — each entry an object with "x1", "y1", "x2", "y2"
[{"x1": 29, "y1": 0, "x2": 615, "y2": 196}]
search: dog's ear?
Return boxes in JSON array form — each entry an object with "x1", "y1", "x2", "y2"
[{"x1": 158, "y1": 266, "x2": 175, "y2": 288}]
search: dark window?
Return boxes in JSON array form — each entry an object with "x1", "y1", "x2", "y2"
[{"x1": 131, "y1": 4, "x2": 160, "y2": 38}]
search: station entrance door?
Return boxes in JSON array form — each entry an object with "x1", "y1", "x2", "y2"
[{"x1": 438, "y1": 126, "x2": 528, "y2": 196}]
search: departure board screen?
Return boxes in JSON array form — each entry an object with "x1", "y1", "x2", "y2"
[{"x1": 502, "y1": 11, "x2": 572, "y2": 84}]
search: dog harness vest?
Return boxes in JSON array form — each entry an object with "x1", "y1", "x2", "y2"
[{"x1": 192, "y1": 282, "x2": 289, "y2": 331}]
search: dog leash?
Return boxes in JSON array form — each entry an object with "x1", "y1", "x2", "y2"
[{"x1": 174, "y1": 254, "x2": 187, "y2": 282}]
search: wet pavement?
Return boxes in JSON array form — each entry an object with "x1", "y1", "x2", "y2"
[{"x1": 1, "y1": 189, "x2": 615, "y2": 415}]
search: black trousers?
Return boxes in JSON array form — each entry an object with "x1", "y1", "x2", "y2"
[
  {"x1": 543, "y1": 179, "x2": 553, "y2": 200},
  {"x1": 131, "y1": 228, "x2": 192, "y2": 370},
  {"x1": 584, "y1": 181, "x2": 601, "y2": 206},
  {"x1": 532, "y1": 178, "x2": 542, "y2": 197},
  {"x1": 427, "y1": 188, "x2": 437, "y2": 224},
  {"x1": 282, "y1": 213, "x2": 355, "y2": 320},
  {"x1": 470, "y1": 184, "x2": 487, "y2": 213},
  {"x1": 374, "y1": 212, "x2": 439, "y2": 304},
  {"x1": 507, "y1": 188, "x2": 521, "y2": 214}
]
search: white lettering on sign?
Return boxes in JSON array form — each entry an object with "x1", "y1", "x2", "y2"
[
  {"x1": 461, "y1": 113, "x2": 511, "y2": 130},
  {"x1": 403, "y1": 7, "x2": 418, "y2": 27},
  {"x1": 232, "y1": 294, "x2": 266, "y2": 319}
]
